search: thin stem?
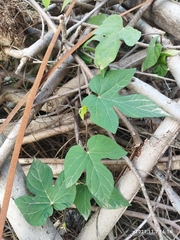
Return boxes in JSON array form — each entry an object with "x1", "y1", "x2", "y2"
[{"x1": 114, "y1": 106, "x2": 142, "y2": 147}]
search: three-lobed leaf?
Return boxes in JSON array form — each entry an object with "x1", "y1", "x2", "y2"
[
  {"x1": 93, "y1": 14, "x2": 141, "y2": 70},
  {"x1": 82, "y1": 69, "x2": 169, "y2": 133},
  {"x1": 15, "y1": 159, "x2": 76, "y2": 226},
  {"x1": 94, "y1": 15, "x2": 140, "y2": 46},
  {"x1": 64, "y1": 134, "x2": 127, "y2": 203}
]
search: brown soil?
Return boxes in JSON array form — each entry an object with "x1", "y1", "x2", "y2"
[{"x1": 0, "y1": 0, "x2": 38, "y2": 60}]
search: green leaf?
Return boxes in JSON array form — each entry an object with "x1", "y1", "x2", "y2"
[
  {"x1": 64, "y1": 146, "x2": 88, "y2": 187},
  {"x1": 86, "y1": 160, "x2": 114, "y2": 202},
  {"x1": 75, "y1": 184, "x2": 130, "y2": 220},
  {"x1": 150, "y1": 49, "x2": 180, "y2": 77},
  {"x1": 142, "y1": 36, "x2": 162, "y2": 71},
  {"x1": 77, "y1": 51, "x2": 92, "y2": 64},
  {"x1": 119, "y1": 94, "x2": 169, "y2": 117},
  {"x1": 15, "y1": 159, "x2": 76, "y2": 226},
  {"x1": 94, "y1": 37, "x2": 120, "y2": 70},
  {"x1": 15, "y1": 196, "x2": 53, "y2": 226},
  {"x1": 42, "y1": 0, "x2": 51, "y2": 9},
  {"x1": 87, "y1": 14, "x2": 107, "y2": 26},
  {"x1": 82, "y1": 35, "x2": 102, "y2": 51},
  {"x1": 64, "y1": 135, "x2": 127, "y2": 203},
  {"x1": 74, "y1": 184, "x2": 92, "y2": 220},
  {"x1": 94, "y1": 14, "x2": 123, "y2": 35},
  {"x1": 26, "y1": 158, "x2": 53, "y2": 197},
  {"x1": 119, "y1": 26, "x2": 141, "y2": 46},
  {"x1": 157, "y1": 49, "x2": 180, "y2": 66},
  {"x1": 79, "y1": 105, "x2": 87, "y2": 120},
  {"x1": 160, "y1": 49, "x2": 180, "y2": 57},
  {"x1": 61, "y1": 0, "x2": 72, "y2": 11},
  {"x1": 158, "y1": 55, "x2": 167, "y2": 65},
  {"x1": 95, "y1": 187, "x2": 130, "y2": 209},
  {"x1": 93, "y1": 14, "x2": 141, "y2": 70},
  {"x1": 153, "y1": 64, "x2": 168, "y2": 77},
  {"x1": 48, "y1": 171, "x2": 76, "y2": 210},
  {"x1": 82, "y1": 69, "x2": 169, "y2": 133},
  {"x1": 82, "y1": 69, "x2": 132, "y2": 133}
]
